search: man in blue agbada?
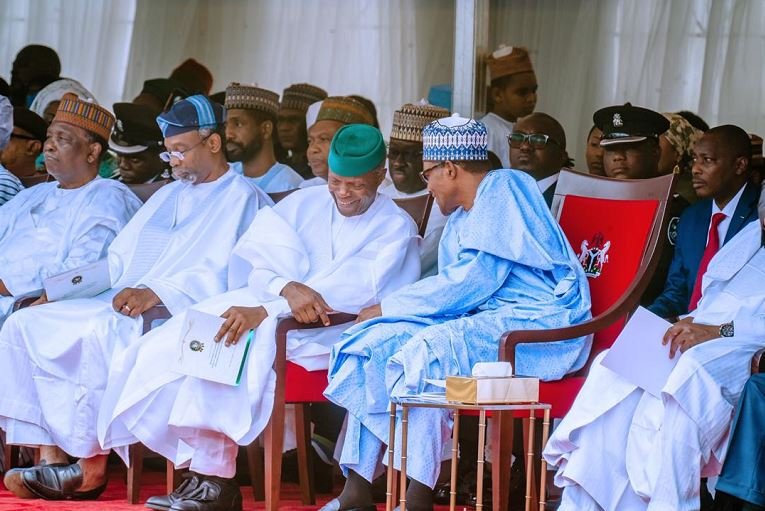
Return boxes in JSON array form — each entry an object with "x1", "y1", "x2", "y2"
[{"x1": 321, "y1": 114, "x2": 592, "y2": 511}]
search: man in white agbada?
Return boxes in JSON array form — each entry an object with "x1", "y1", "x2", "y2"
[
  {"x1": 300, "y1": 96, "x2": 375, "y2": 188},
  {"x1": 98, "y1": 123, "x2": 421, "y2": 511},
  {"x1": 224, "y1": 83, "x2": 304, "y2": 192},
  {"x1": 380, "y1": 101, "x2": 450, "y2": 277},
  {"x1": 543, "y1": 204, "x2": 765, "y2": 510},
  {"x1": 0, "y1": 93, "x2": 141, "y2": 327},
  {"x1": 0, "y1": 94, "x2": 270, "y2": 501}
]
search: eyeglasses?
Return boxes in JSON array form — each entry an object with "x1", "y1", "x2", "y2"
[
  {"x1": 388, "y1": 147, "x2": 423, "y2": 163},
  {"x1": 508, "y1": 132, "x2": 560, "y2": 150},
  {"x1": 419, "y1": 161, "x2": 447, "y2": 183},
  {"x1": 159, "y1": 133, "x2": 212, "y2": 162}
]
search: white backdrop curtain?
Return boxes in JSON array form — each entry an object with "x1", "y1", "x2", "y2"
[
  {"x1": 0, "y1": 0, "x2": 136, "y2": 109},
  {"x1": 490, "y1": 0, "x2": 765, "y2": 166}
]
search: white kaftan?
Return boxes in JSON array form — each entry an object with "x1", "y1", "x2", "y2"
[
  {"x1": 543, "y1": 220, "x2": 765, "y2": 511},
  {"x1": 0, "y1": 170, "x2": 270, "y2": 458},
  {"x1": 98, "y1": 186, "x2": 421, "y2": 477}
]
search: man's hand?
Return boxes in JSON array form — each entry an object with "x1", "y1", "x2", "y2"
[
  {"x1": 216, "y1": 306, "x2": 267, "y2": 346},
  {"x1": 280, "y1": 282, "x2": 334, "y2": 326},
  {"x1": 112, "y1": 287, "x2": 161, "y2": 318},
  {"x1": 662, "y1": 316, "x2": 721, "y2": 358},
  {"x1": 356, "y1": 303, "x2": 382, "y2": 323},
  {"x1": 31, "y1": 292, "x2": 49, "y2": 306}
]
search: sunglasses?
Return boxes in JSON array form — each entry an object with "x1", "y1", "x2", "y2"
[
  {"x1": 508, "y1": 132, "x2": 560, "y2": 150},
  {"x1": 159, "y1": 133, "x2": 212, "y2": 162},
  {"x1": 419, "y1": 161, "x2": 447, "y2": 183}
]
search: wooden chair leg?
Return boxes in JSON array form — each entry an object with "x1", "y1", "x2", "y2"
[
  {"x1": 127, "y1": 444, "x2": 145, "y2": 504},
  {"x1": 295, "y1": 403, "x2": 315, "y2": 504},
  {"x1": 166, "y1": 459, "x2": 182, "y2": 495},
  {"x1": 522, "y1": 417, "x2": 541, "y2": 510},
  {"x1": 246, "y1": 440, "x2": 265, "y2": 500},
  {"x1": 264, "y1": 402, "x2": 286, "y2": 511},
  {"x1": 491, "y1": 411, "x2": 514, "y2": 511}
]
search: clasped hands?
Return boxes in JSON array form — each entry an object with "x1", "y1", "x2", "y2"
[{"x1": 661, "y1": 316, "x2": 721, "y2": 358}]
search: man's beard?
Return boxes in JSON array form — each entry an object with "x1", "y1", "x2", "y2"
[{"x1": 226, "y1": 139, "x2": 262, "y2": 163}]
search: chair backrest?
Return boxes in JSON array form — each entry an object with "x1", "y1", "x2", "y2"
[
  {"x1": 553, "y1": 170, "x2": 675, "y2": 356},
  {"x1": 20, "y1": 173, "x2": 51, "y2": 188},
  {"x1": 267, "y1": 188, "x2": 298, "y2": 203},
  {"x1": 128, "y1": 178, "x2": 173, "y2": 203},
  {"x1": 393, "y1": 193, "x2": 435, "y2": 237}
]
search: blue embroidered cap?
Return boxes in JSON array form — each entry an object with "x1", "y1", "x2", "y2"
[
  {"x1": 156, "y1": 94, "x2": 225, "y2": 138},
  {"x1": 422, "y1": 113, "x2": 488, "y2": 161}
]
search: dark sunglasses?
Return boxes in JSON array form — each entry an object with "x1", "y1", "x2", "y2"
[{"x1": 508, "y1": 132, "x2": 560, "y2": 150}]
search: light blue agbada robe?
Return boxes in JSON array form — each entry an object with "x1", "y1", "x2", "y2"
[{"x1": 325, "y1": 169, "x2": 592, "y2": 487}]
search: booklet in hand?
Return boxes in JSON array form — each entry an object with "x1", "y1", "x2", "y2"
[
  {"x1": 43, "y1": 258, "x2": 111, "y2": 301},
  {"x1": 174, "y1": 309, "x2": 254, "y2": 386}
]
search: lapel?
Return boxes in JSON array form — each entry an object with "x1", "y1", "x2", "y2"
[
  {"x1": 542, "y1": 181, "x2": 556, "y2": 209},
  {"x1": 725, "y1": 181, "x2": 761, "y2": 243}
]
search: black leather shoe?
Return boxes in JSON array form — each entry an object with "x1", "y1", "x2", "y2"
[
  {"x1": 20, "y1": 462, "x2": 107, "y2": 500},
  {"x1": 145, "y1": 472, "x2": 203, "y2": 511},
  {"x1": 168, "y1": 475, "x2": 242, "y2": 511}
]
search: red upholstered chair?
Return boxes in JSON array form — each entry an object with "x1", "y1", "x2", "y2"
[
  {"x1": 488, "y1": 170, "x2": 676, "y2": 511},
  {"x1": 254, "y1": 192, "x2": 435, "y2": 510}
]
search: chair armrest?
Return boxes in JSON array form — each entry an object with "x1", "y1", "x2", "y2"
[
  {"x1": 142, "y1": 304, "x2": 171, "y2": 334},
  {"x1": 752, "y1": 348, "x2": 765, "y2": 375},
  {"x1": 273, "y1": 312, "x2": 358, "y2": 372},
  {"x1": 12, "y1": 296, "x2": 40, "y2": 312}
]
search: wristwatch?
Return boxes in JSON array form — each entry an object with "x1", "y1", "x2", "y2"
[{"x1": 719, "y1": 322, "x2": 735, "y2": 338}]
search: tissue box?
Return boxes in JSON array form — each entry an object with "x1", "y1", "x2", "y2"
[{"x1": 446, "y1": 376, "x2": 539, "y2": 404}]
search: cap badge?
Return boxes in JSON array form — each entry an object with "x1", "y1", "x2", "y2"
[
  {"x1": 116, "y1": 119, "x2": 124, "y2": 133},
  {"x1": 612, "y1": 113, "x2": 623, "y2": 127}
]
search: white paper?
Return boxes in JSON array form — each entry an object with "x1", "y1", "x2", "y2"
[
  {"x1": 173, "y1": 309, "x2": 253, "y2": 386},
  {"x1": 472, "y1": 361, "x2": 513, "y2": 377},
  {"x1": 43, "y1": 258, "x2": 111, "y2": 301},
  {"x1": 601, "y1": 306, "x2": 679, "y2": 397}
]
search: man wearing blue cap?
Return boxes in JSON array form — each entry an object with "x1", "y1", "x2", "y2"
[
  {"x1": 0, "y1": 95, "x2": 271, "y2": 501},
  {"x1": 98, "y1": 124, "x2": 421, "y2": 511},
  {"x1": 322, "y1": 115, "x2": 591, "y2": 511}
]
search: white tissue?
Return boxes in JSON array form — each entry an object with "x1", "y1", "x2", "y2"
[{"x1": 471, "y1": 361, "x2": 513, "y2": 377}]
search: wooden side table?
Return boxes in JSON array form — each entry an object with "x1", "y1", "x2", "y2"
[{"x1": 384, "y1": 396, "x2": 552, "y2": 511}]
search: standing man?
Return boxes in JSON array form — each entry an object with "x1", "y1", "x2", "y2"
[
  {"x1": 225, "y1": 83, "x2": 304, "y2": 192},
  {"x1": 480, "y1": 45, "x2": 537, "y2": 168},
  {"x1": 380, "y1": 101, "x2": 449, "y2": 276},
  {"x1": 322, "y1": 115, "x2": 590, "y2": 511},
  {"x1": 648, "y1": 125, "x2": 761, "y2": 320},
  {"x1": 110, "y1": 102, "x2": 168, "y2": 184},
  {"x1": 278, "y1": 83, "x2": 328, "y2": 179},
  {"x1": 509, "y1": 112, "x2": 571, "y2": 206},
  {"x1": 0, "y1": 93, "x2": 141, "y2": 326},
  {"x1": 0, "y1": 106, "x2": 48, "y2": 186},
  {"x1": 303, "y1": 96, "x2": 375, "y2": 187},
  {"x1": 98, "y1": 124, "x2": 421, "y2": 511},
  {"x1": 0, "y1": 95, "x2": 271, "y2": 501}
]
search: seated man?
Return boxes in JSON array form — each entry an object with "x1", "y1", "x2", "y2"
[
  {"x1": 0, "y1": 106, "x2": 48, "y2": 187},
  {"x1": 224, "y1": 83, "x2": 304, "y2": 192},
  {"x1": 648, "y1": 125, "x2": 760, "y2": 319},
  {"x1": 110, "y1": 102, "x2": 169, "y2": 184},
  {"x1": 322, "y1": 115, "x2": 591, "y2": 511},
  {"x1": 543, "y1": 219, "x2": 765, "y2": 510},
  {"x1": 0, "y1": 95, "x2": 23, "y2": 205},
  {"x1": 0, "y1": 93, "x2": 141, "y2": 326},
  {"x1": 509, "y1": 111, "x2": 572, "y2": 206},
  {"x1": 277, "y1": 83, "x2": 328, "y2": 179},
  {"x1": 380, "y1": 101, "x2": 449, "y2": 277},
  {"x1": 98, "y1": 124, "x2": 421, "y2": 511},
  {"x1": 0, "y1": 94, "x2": 271, "y2": 500},
  {"x1": 302, "y1": 96, "x2": 375, "y2": 187}
]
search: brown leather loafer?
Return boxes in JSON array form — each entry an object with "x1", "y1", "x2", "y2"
[
  {"x1": 145, "y1": 472, "x2": 203, "y2": 511},
  {"x1": 20, "y1": 462, "x2": 107, "y2": 500}
]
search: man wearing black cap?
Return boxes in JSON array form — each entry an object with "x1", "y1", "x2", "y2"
[
  {"x1": 0, "y1": 107, "x2": 48, "y2": 186},
  {"x1": 110, "y1": 103, "x2": 168, "y2": 184},
  {"x1": 9, "y1": 45, "x2": 61, "y2": 107},
  {"x1": 593, "y1": 103, "x2": 688, "y2": 304}
]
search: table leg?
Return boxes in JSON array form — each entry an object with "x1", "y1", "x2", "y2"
[
  {"x1": 476, "y1": 409, "x2": 487, "y2": 511},
  {"x1": 525, "y1": 411, "x2": 536, "y2": 511},
  {"x1": 538, "y1": 409, "x2": 551, "y2": 511},
  {"x1": 449, "y1": 409, "x2": 460, "y2": 511},
  {"x1": 399, "y1": 405, "x2": 409, "y2": 511},
  {"x1": 386, "y1": 402, "x2": 397, "y2": 511}
]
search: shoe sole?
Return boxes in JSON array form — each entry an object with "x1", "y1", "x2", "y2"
[{"x1": 144, "y1": 503, "x2": 171, "y2": 511}]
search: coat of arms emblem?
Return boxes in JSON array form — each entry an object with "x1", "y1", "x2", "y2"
[
  {"x1": 577, "y1": 232, "x2": 611, "y2": 278},
  {"x1": 612, "y1": 113, "x2": 623, "y2": 127},
  {"x1": 71, "y1": 276, "x2": 83, "y2": 285},
  {"x1": 189, "y1": 340, "x2": 204, "y2": 352}
]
